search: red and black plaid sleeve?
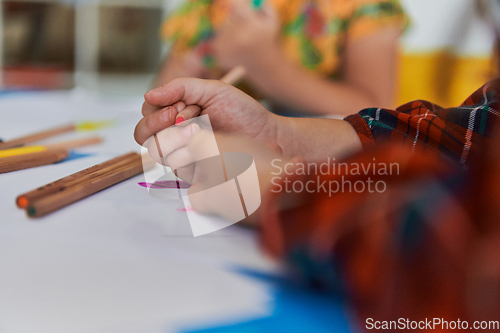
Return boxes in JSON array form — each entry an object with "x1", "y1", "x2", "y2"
[
  {"x1": 259, "y1": 80, "x2": 500, "y2": 331},
  {"x1": 345, "y1": 79, "x2": 500, "y2": 168}
]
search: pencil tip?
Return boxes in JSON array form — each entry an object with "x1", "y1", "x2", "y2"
[
  {"x1": 27, "y1": 206, "x2": 36, "y2": 217},
  {"x1": 17, "y1": 196, "x2": 28, "y2": 208}
]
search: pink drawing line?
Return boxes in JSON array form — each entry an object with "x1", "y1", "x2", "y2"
[{"x1": 138, "y1": 180, "x2": 190, "y2": 189}]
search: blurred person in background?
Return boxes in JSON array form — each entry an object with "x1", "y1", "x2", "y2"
[{"x1": 155, "y1": 0, "x2": 407, "y2": 117}]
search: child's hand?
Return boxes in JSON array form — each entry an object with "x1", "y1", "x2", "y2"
[
  {"x1": 213, "y1": 0, "x2": 280, "y2": 71},
  {"x1": 189, "y1": 132, "x2": 283, "y2": 224},
  {"x1": 134, "y1": 77, "x2": 279, "y2": 147},
  {"x1": 144, "y1": 127, "x2": 287, "y2": 224}
]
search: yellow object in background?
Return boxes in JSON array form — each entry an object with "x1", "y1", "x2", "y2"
[
  {"x1": 76, "y1": 120, "x2": 115, "y2": 132},
  {"x1": 396, "y1": 0, "x2": 498, "y2": 108},
  {"x1": 397, "y1": 51, "x2": 496, "y2": 107},
  {"x1": 0, "y1": 146, "x2": 46, "y2": 158}
]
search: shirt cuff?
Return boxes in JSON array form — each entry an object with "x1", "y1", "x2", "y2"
[{"x1": 344, "y1": 113, "x2": 376, "y2": 148}]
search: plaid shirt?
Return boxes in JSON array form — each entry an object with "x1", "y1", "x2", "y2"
[
  {"x1": 345, "y1": 79, "x2": 500, "y2": 169},
  {"x1": 259, "y1": 80, "x2": 500, "y2": 331}
]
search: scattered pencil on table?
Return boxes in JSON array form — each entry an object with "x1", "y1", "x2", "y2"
[
  {"x1": 0, "y1": 148, "x2": 70, "y2": 174},
  {"x1": 16, "y1": 152, "x2": 137, "y2": 208},
  {"x1": 0, "y1": 124, "x2": 76, "y2": 150},
  {"x1": 41, "y1": 136, "x2": 103, "y2": 150},
  {"x1": 0, "y1": 120, "x2": 112, "y2": 151},
  {"x1": 75, "y1": 120, "x2": 114, "y2": 132},
  {"x1": 0, "y1": 145, "x2": 49, "y2": 158},
  {"x1": 16, "y1": 152, "x2": 155, "y2": 218},
  {"x1": 0, "y1": 136, "x2": 103, "y2": 158}
]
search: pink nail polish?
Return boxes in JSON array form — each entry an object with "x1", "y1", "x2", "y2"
[{"x1": 175, "y1": 117, "x2": 185, "y2": 125}]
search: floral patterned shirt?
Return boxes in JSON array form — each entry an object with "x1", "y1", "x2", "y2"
[{"x1": 161, "y1": 0, "x2": 407, "y2": 77}]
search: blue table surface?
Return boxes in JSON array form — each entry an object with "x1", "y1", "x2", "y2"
[{"x1": 184, "y1": 267, "x2": 352, "y2": 333}]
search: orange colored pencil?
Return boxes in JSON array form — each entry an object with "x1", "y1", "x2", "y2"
[
  {"x1": 26, "y1": 153, "x2": 154, "y2": 218},
  {"x1": 16, "y1": 152, "x2": 138, "y2": 208}
]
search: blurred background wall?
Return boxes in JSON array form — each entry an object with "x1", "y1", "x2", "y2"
[
  {"x1": 0, "y1": 0, "x2": 183, "y2": 94},
  {"x1": 0, "y1": 0, "x2": 498, "y2": 101},
  {"x1": 398, "y1": 0, "x2": 499, "y2": 107}
]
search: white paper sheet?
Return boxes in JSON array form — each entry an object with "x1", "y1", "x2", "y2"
[{"x1": 0, "y1": 89, "x2": 277, "y2": 333}]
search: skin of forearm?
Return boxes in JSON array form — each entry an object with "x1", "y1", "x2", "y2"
[
  {"x1": 273, "y1": 115, "x2": 363, "y2": 161},
  {"x1": 245, "y1": 48, "x2": 389, "y2": 116},
  {"x1": 233, "y1": 114, "x2": 362, "y2": 227}
]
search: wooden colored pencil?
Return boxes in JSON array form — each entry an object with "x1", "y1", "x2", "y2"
[
  {"x1": 0, "y1": 124, "x2": 76, "y2": 150},
  {"x1": 0, "y1": 148, "x2": 69, "y2": 174},
  {"x1": 16, "y1": 151, "x2": 138, "y2": 208},
  {"x1": 0, "y1": 136, "x2": 103, "y2": 159},
  {"x1": 0, "y1": 145, "x2": 46, "y2": 158},
  {"x1": 220, "y1": 65, "x2": 246, "y2": 85},
  {"x1": 45, "y1": 136, "x2": 103, "y2": 150},
  {"x1": 26, "y1": 153, "x2": 155, "y2": 218}
]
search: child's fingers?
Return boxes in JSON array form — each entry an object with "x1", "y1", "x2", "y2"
[
  {"x1": 147, "y1": 123, "x2": 200, "y2": 166},
  {"x1": 165, "y1": 146, "x2": 196, "y2": 171},
  {"x1": 175, "y1": 105, "x2": 202, "y2": 125},
  {"x1": 172, "y1": 164, "x2": 195, "y2": 184},
  {"x1": 187, "y1": 181, "x2": 244, "y2": 221},
  {"x1": 134, "y1": 106, "x2": 179, "y2": 145}
]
